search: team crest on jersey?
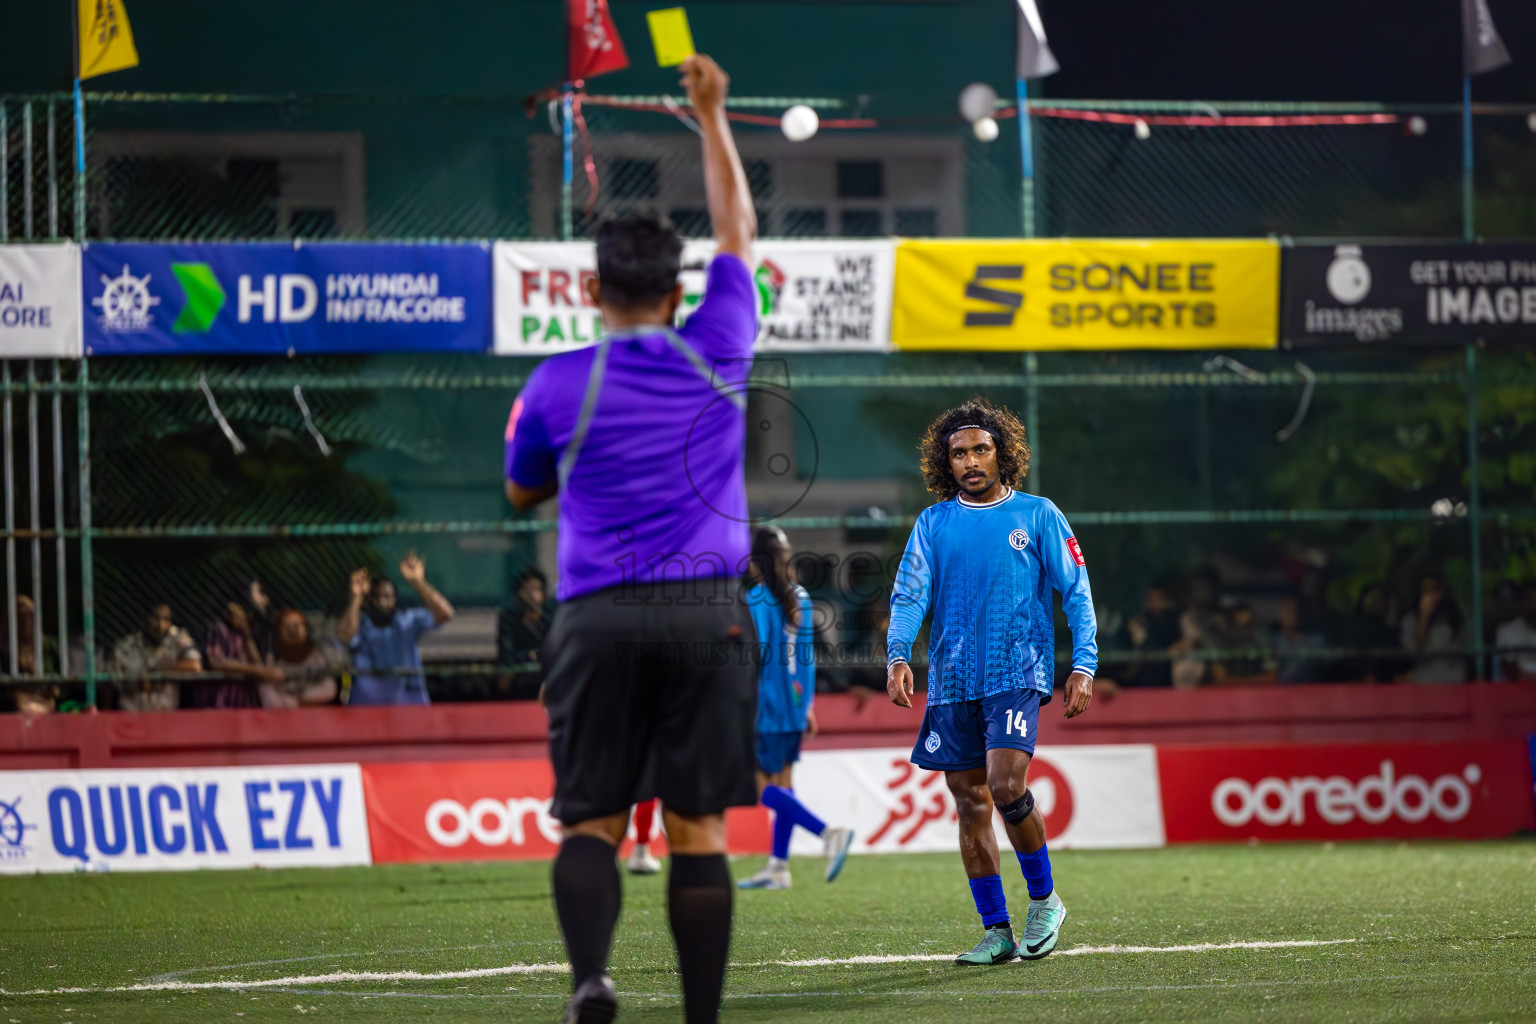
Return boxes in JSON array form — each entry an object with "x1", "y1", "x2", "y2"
[
  {"x1": 1008, "y1": 528, "x2": 1029, "y2": 551},
  {"x1": 924, "y1": 731, "x2": 942, "y2": 753}
]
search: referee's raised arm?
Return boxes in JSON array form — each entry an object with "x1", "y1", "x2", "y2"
[{"x1": 681, "y1": 54, "x2": 757, "y2": 260}]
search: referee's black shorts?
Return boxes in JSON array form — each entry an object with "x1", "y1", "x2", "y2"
[{"x1": 542, "y1": 581, "x2": 759, "y2": 825}]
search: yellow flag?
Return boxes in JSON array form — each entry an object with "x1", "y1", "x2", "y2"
[{"x1": 78, "y1": 0, "x2": 139, "y2": 80}]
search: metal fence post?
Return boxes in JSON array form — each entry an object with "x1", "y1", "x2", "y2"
[
  {"x1": 3, "y1": 362, "x2": 16, "y2": 677},
  {"x1": 78, "y1": 357, "x2": 96, "y2": 706},
  {"x1": 26, "y1": 361, "x2": 42, "y2": 673},
  {"x1": 22, "y1": 100, "x2": 33, "y2": 240},
  {"x1": 1465, "y1": 344, "x2": 1484, "y2": 679},
  {"x1": 1, "y1": 101, "x2": 8, "y2": 243},
  {"x1": 47, "y1": 101, "x2": 58, "y2": 240},
  {"x1": 52, "y1": 360, "x2": 68, "y2": 679},
  {"x1": 1024, "y1": 352, "x2": 1040, "y2": 493}
]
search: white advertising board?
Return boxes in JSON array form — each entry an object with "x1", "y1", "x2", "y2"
[{"x1": 0, "y1": 244, "x2": 82, "y2": 358}]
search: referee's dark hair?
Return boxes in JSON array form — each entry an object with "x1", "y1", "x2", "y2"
[
  {"x1": 594, "y1": 212, "x2": 685, "y2": 308},
  {"x1": 919, "y1": 397, "x2": 1031, "y2": 500}
]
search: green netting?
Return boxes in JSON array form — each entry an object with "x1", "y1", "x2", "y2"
[{"x1": 5, "y1": 92, "x2": 1534, "y2": 241}]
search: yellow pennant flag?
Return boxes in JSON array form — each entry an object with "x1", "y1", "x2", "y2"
[{"x1": 78, "y1": 0, "x2": 139, "y2": 80}]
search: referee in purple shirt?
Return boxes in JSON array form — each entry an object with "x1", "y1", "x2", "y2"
[{"x1": 504, "y1": 55, "x2": 758, "y2": 1024}]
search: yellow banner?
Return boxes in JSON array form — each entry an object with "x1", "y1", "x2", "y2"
[
  {"x1": 892, "y1": 239, "x2": 1279, "y2": 351},
  {"x1": 79, "y1": 0, "x2": 139, "y2": 81}
]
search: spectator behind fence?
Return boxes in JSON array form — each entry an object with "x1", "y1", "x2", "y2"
[
  {"x1": 1399, "y1": 574, "x2": 1468, "y2": 684},
  {"x1": 1272, "y1": 596, "x2": 1325, "y2": 683},
  {"x1": 110, "y1": 603, "x2": 202, "y2": 711},
  {"x1": 1343, "y1": 583, "x2": 1402, "y2": 682},
  {"x1": 263, "y1": 608, "x2": 339, "y2": 708},
  {"x1": 497, "y1": 568, "x2": 550, "y2": 700},
  {"x1": 1495, "y1": 584, "x2": 1536, "y2": 682},
  {"x1": 4, "y1": 595, "x2": 59, "y2": 713},
  {"x1": 338, "y1": 553, "x2": 455, "y2": 706},
  {"x1": 1123, "y1": 585, "x2": 1180, "y2": 687},
  {"x1": 1212, "y1": 602, "x2": 1273, "y2": 684},
  {"x1": 203, "y1": 599, "x2": 285, "y2": 708},
  {"x1": 1172, "y1": 574, "x2": 1221, "y2": 688}
]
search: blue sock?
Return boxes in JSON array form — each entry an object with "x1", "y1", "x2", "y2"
[
  {"x1": 770, "y1": 808, "x2": 794, "y2": 860},
  {"x1": 1016, "y1": 841, "x2": 1054, "y2": 901},
  {"x1": 968, "y1": 874, "x2": 1009, "y2": 928},
  {"x1": 761, "y1": 786, "x2": 827, "y2": 850}
]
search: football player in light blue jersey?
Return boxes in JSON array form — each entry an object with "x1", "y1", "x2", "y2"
[
  {"x1": 886, "y1": 398, "x2": 1098, "y2": 966},
  {"x1": 737, "y1": 527, "x2": 856, "y2": 891}
]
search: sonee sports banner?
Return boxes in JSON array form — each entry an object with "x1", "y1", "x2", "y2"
[
  {"x1": 82, "y1": 242, "x2": 492, "y2": 356},
  {"x1": 1282, "y1": 243, "x2": 1536, "y2": 347},
  {"x1": 892, "y1": 238, "x2": 1280, "y2": 351}
]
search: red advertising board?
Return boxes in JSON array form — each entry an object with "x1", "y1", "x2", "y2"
[
  {"x1": 362, "y1": 760, "x2": 770, "y2": 864},
  {"x1": 1157, "y1": 740, "x2": 1535, "y2": 843}
]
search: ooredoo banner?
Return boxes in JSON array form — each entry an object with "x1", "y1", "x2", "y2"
[
  {"x1": 1282, "y1": 243, "x2": 1536, "y2": 347},
  {"x1": 0, "y1": 764, "x2": 371, "y2": 874},
  {"x1": 82, "y1": 242, "x2": 492, "y2": 355},
  {"x1": 1157, "y1": 740, "x2": 1536, "y2": 843},
  {"x1": 892, "y1": 238, "x2": 1280, "y2": 351},
  {"x1": 361, "y1": 760, "x2": 766, "y2": 862},
  {"x1": 0, "y1": 244, "x2": 82, "y2": 358},
  {"x1": 493, "y1": 239, "x2": 894, "y2": 354},
  {"x1": 784, "y1": 745, "x2": 1165, "y2": 855}
]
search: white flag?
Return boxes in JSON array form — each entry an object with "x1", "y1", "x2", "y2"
[{"x1": 1016, "y1": 0, "x2": 1059, "y2": 79}]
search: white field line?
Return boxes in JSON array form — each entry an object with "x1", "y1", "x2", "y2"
[
  {"x1": 0, "y1": 939, "x2": 1357, "y2": 998},
  {"x1": 759, "y1": 938, "x2": 1357, "y2": 968}
]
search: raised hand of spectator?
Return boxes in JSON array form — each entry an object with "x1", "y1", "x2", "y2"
[
  {"x1": 400, "y1": 551, "x2": 426, "y2": 586},
  {"x1": 349, "y1": 568, "x2": 371, "y2": 601}
]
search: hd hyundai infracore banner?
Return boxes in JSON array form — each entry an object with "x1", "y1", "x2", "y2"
[
  {"x1": 1282, "y1": 242, "x2": 1536, "y2": 347},
  {"x1": 82, "y1": 242, "x2": 492, "y2": 355}
]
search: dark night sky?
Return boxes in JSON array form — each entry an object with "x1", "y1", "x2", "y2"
[
  {"x1": 1038, "y1": 0, "x2": 1532, "y2": 102},
  {"x1": 1, "y1": 0, "x2": 1531, "y2": 103}
]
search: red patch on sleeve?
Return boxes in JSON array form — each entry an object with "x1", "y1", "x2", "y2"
[
  {"x1": 504, "y1": 396, "x2": 524, "y2": 443},
  {"x1": 1066, "y1": 537, "x2": 1086, "y2": 566}
]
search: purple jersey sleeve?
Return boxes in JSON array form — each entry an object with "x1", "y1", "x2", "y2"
[
  {"x1": 504, "y1": 384, "x2": 556, "y2": 489},
  {"x1": 679, "y1": 252, "x2": 757, "y2": 362}
]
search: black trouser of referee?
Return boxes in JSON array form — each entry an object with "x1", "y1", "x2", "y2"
[{"x1": 544, "y1": 582, "x2": 759, "y2": 1024}]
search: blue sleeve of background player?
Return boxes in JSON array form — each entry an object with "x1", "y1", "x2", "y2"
[
  {"x1": 886, "y1": 512, "x2": 934, "y2": 666},
  {"x1": 1039, "y1": 501, "x2": 1099, "y2": 677}
]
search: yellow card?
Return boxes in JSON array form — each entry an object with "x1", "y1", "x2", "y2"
[{"x1": 647, "y1": 8, "x2": 695, "y2": 67}]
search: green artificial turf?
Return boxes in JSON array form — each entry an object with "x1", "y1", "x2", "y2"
[{"x1": 2, "y1": 842, "x2": 1534, "y2": 1023}]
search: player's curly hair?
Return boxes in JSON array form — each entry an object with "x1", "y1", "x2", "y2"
[{"x1": 918, "y1": 397, "x2": 1031, "y2": 500}]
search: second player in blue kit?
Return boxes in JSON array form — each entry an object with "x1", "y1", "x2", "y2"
[
  {"x1": 886, "y1": 398, "x2": 1099, "y2": 966},
  {"x1": 737, "y1": 527, "x2": 855, "y2": 891}
]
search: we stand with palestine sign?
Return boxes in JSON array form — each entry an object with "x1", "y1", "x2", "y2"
[
  {"x1": 1283, "y1": 243, "x2": 1536, "y2": 348},
  {"x1": 492, "y1": 240, "x2": 894, "y2": 353}
]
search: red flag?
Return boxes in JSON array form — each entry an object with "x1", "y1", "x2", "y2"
[{"x1": 569, "y1": 0, "x2": 629, "y2": 82}]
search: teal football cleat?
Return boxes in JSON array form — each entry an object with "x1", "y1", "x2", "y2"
[
  {"x1": 955, "y1": 924, "x2": 1019, "y2": 965},
  {"x1": 823, "y1": 827, "x2": 855, "y2": 882},
  {"x1": 736, "y1": 862, "x2": 792, "y2": 890},
  {"x1": 1020, "y1": 891, "x2": 1067, "y2": 960}
]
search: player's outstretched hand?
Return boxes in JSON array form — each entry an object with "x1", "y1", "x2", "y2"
[
  {"x1": 1063, "y1": 671, "x2": 1093, "y2": 718},
  {"x1": 887, "y1": 660, "x2": 914, "y2": 709},
  {"x1": 680, "y1": 54, "x2": 729, "y2": 117}
]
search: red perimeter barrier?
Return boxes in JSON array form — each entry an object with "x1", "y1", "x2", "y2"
[{"x1": 2, "y1": 682, "x2": 1534, "y2": 771}]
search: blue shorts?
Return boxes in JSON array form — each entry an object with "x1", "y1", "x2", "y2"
[
  {"x1": 755, "y1": 730, "x2": 803, "y2": 774},
  {"x1": 911, "y1": 688, "x2": 1041, "y2": 771}
]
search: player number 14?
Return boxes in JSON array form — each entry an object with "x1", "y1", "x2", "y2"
[{"x1": 1001, "y1": 709, "x2": 1028, "y2": 737}]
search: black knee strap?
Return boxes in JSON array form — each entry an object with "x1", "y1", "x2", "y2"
[{"x1": 997, "y1": 789, "x2": 1035, "y2": 825}]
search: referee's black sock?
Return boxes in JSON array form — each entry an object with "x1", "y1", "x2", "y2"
[
  {"x1": 552, "y1": 835, "x2": 622, "y2": 989},
  {"x1": 667, "y1": 853, "x2": 733, "y2": 1024}
]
